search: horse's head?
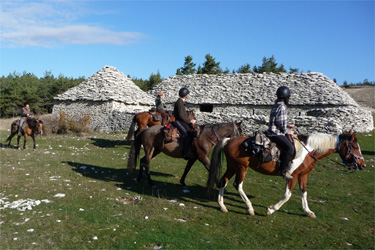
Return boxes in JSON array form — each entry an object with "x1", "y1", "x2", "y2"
[
  {"x1": 187, "y1": 109, "x2": 196, "y2": 120},
  {"x1": 36, "y1": 120, "x2": 44, "y2": 135},
  {"x1": 233, "y1": 121, "x2": 243, "y2": 137},
  {"x1": 338, "y1": 130, "x2": 365, "y2": 170}
]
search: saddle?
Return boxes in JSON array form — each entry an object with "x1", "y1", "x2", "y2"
[
  {"x1": 149, "y1": 108, "x2": 172, "y2": 123},
  {"x1": 243, "y1": 131, "x2": 301, "y2": 164},
  {"x1": 163, "y1": 122, "x2": 200, "y2": 144},
  {"x1": 163, "y1": 123, "x2": 181, "y2": 143},
  {"x1": 13, "y1": 119, "x2": 27, "y2": 130}
]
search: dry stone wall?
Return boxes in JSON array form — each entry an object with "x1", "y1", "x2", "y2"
[{"x1": 149, "y1": 73, "x2": 373, "y2": 134}]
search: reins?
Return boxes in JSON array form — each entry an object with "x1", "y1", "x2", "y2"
[{"x1": 294, "y1": 136, "x2": 358, "y2": 173}]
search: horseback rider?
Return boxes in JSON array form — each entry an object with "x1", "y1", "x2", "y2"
[
  {"x1": 173, "y1": 87, "x2": 196, "y2": 159},
  {"x1": 155, "y1": 91, "x2": 169, "y2": 126},
  {"x1": 266, "y1": 86, "x2": 294, "y2": 180},
  {"x1": 18, "y1": 102, "x2": 31, "y2": 136}
]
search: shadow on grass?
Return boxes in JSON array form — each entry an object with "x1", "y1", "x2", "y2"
[
  {"x1": 88, "y1": 137, "x2": 132, "y2": 148},
  {"x1": 0, "y1": 142, "x2": 17, "y2": 149},
  {"x1": 362, "y1": 150, "x2": 375, "y2": 156},
  {"x1": 65, "y1": 161, "x2": 308, "y2": 216},
  {"x1": 65, "y1": 160, "x2": 221, "y2": 211}
]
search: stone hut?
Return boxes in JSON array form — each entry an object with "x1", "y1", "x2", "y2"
[
  {"x1": 52, "y1": 66, "x2": 154, "y2": 131},
  {"x1": 149, "y1": 73, "x2": 373, "y2": 134}
]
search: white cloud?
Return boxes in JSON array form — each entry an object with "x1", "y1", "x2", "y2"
[{"x1": 0, "y1": 1, "x2": 144, "y2": 47}]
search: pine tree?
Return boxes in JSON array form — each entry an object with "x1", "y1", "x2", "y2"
[
  {"x1": 201, "y1": 54, "x2": 222, "y2": 74},
  {"x1": 179, "y1": 55, "x2": 196, "y2": 75}
]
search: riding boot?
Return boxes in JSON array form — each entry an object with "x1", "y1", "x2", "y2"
[
  {"x1": 18, "y1": 122, "x2": 23, "y2": 136},
  {"x1": 279, "y1": 154, "x2": 294, "y2": 180},
  {"x1": 183, "y1": 134, "x2": 194, "y2": 160}
]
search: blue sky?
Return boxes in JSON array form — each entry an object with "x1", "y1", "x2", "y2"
[{"x1": 1, "y1": 0, "x2": 374, "y2": 85}]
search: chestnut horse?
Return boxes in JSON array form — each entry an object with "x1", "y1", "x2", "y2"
[
  {"x1": 6, "y1": 117, "x2": 44, "y2": 150},
  {"x1": 127, "y1": 121, "x2": 242, "y2": 188},
  {"x1": 126, "y1": 110, "x2": 179, "y2": 141},
  {"x1": 207, "y1": 130, "x2": 366, "y2": 218}
]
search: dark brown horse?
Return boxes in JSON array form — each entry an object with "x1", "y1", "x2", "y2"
[
  {"x1": 125, "y1": 110, "x2": 188, "y2": 141},
  {"x1": 207, "y1": 130, "x2": 365, "y2": 218},
  {"x1": 127, "y1": 121, "x2": 242, "y2": 188},
  {"x1": 6, "y1": 118, "x2": 44, "y2": 150}
]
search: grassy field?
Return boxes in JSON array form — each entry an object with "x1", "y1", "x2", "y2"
[{"x1": 0, "y1": 129, "x2": 374, "y2": 249}]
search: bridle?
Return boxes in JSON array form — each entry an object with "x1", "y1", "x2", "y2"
[
  {"x1": 296, "y1": 135, "x2": 365, "y2": 173},
  {"x1": 338, "y1": 135, "x2": 364, "y2": 165}
]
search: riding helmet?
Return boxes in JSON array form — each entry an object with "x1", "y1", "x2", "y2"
[
  {"x1": 179, "y1": 87, "x2": 190, "y2": 97},
  {"x1": 276, "y1": 86, "x2": 291, "y2": 99}
]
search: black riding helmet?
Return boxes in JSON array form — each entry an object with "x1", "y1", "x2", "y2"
[
  {"x1": 179, "y1": 87, "x2": 190, "y2": 97},
  {"x1": 276, "y1": 86, "x2": 291, "y2": 99}
]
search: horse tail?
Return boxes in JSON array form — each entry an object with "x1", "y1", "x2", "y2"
[
  {"x1": 127, "y1": 129, "x2": 145, "y2": 172},
  {"x1": 125, "y1": 114, "x2": 137, "y2": 141},
  {"x1": 6, "y1": 121, "x2": 18, "y2": 141},
  {"x1": 207, "y1": 138, "x2": 231, "y2": 194}
]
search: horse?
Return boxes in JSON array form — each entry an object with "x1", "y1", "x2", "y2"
[
  {"x1": 127, "y1": 121, "x2": 242, "y2": 188},
  {"x1": 6, "y1": 117, "x2": 44, "y2": 150},
  {"x1": 125, "y1": 110, "x2": 179, "y2": 141},
  {"x1": 207, "y1": 130, "x2": 366, "y2": 218}
]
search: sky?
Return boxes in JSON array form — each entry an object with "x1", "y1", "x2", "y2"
[{"x1": 1, "y1": 0, "x2": 374, "y2": 85}]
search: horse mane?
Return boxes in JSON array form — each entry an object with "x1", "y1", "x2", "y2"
[{"x1": 306, "y1": 133, "x2": 337, "y2": 154}]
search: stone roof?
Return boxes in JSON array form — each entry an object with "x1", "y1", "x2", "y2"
[
  {"x1": 149, "y1": 72, "x2": 359, "y2": 106},
  {"x1": 54, "y1": 66, "x2": 154, "y2": 105}
]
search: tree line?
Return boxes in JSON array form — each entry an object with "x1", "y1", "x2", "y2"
[
  {"x1": 0, "y1": 71, "x2": 84, "y2": 118},
  {"x1": 1, "y1": 55, "x2": 373, "y2": 118}
]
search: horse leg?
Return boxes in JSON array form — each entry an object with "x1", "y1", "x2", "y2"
[
  {"x1": 299, "y1": 174, "x2": 316, "y2": 218},
  {"x1": 7, "y1": 132, "x2": 15, "y2": 147},
  {"x1": 234, "y1": 167, "x2": 255, "y2": 215},
  {"x1": 180, "y1": 158, "x2": 197, "y2": 188},
  {"x1": 144, "y1": 147, "x2": 156, "y2": 187},
  {"x1": 217, "y1": 167, "x2": 235, "y2": 213},
  {"x1": 267, "y1": 177, "x2": 298, "y2": 215},
  {"x1": 23, "y1": 134, "x2": 28, "y2": 149},
  {"x1": 17, "y1": 135, "x2": 21, "y2": 150},
  {"x1": 136, "y1": 156, "x2": 146, "y2": 183},
  {"x1": 32, "y1": 135, "x2": 36, "y2": 150}
]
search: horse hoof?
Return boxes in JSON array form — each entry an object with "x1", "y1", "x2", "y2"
[
  {"x1": 248, "y1": 209, "x2": 255, "y2": 216},
  {"x1": 220, "y1": 207, "x2": 228, "y2": 213},
  {"x1": 308, "y1": 212, "x2": 316, "y2": 218},
  {"x1": 267, "y1": 207, "x2": 275, "y2": 216}
]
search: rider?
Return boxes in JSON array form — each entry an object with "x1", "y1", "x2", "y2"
[
  {"x1": 155, "y1": 91, "x2": 169, "y2": 126},
  {"x1": 173, "y1": 87, "x2": 196, "y2": 159},
  {"x1": 266, "y1": 86, "x2": 294, "y2": 180},
  {"x1": 18, "y1": 102, "x2": 31, "y2": 136}
]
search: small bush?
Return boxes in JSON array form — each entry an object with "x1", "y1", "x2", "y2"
[{"x1": 43, "y1": 111, "x2": 91, "y2": 135}]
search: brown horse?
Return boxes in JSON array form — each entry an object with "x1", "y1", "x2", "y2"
[
  {"x1": 126, "y1": 110, "x2": 181, "y2": 141},
  {"x1": 127, "y1": 121, "x2": 242, "y2": 187},
  {"x1": 6, "y1": 117, "x2": 44, "y2": 150},
  {"x1": 207, "y1": 130, "x2": 366, "y2": 218}
]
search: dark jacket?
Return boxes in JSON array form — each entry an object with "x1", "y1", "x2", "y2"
[
  {"x1": 155, "y1": 96, "x2": 166, "y2": 110},
  {"x1": 173, "y1": 98, "x2": 191, "y2": 124},
  {"x1": 20, "y1": 107, "x2": 30, "y2": 120}
]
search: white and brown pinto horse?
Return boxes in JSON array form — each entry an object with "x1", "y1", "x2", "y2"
[
  {"x1": 207, "y1": 130, "x2": 366, "y2": 218},
  {"x1": 6, "y1": 117, "x2": 44, "y2": 150}
]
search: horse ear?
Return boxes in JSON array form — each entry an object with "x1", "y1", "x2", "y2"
[{"x1": 351, "y1": 131, "x2": 357, "y2": 140}]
